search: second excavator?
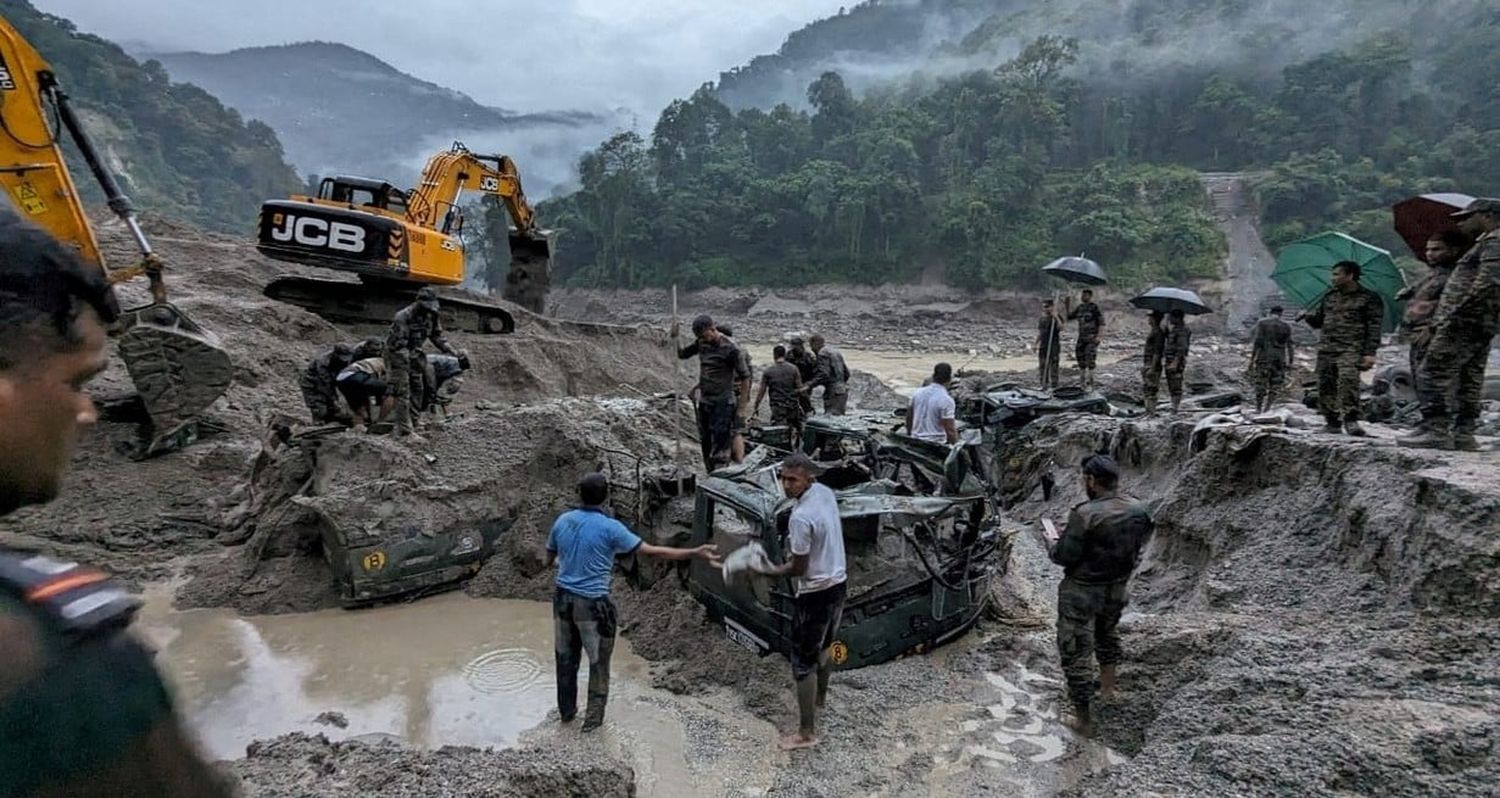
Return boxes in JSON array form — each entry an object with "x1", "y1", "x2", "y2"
[{"x1": 257, "y1": 142, "x2": 552, "y2": 333}]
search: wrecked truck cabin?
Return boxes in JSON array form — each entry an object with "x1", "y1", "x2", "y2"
[{"x1": 687, "y1": 439, "x2": 1009, "y2": 670}]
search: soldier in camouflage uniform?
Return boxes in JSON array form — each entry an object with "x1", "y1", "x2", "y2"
[
  {"x1": 1305, "y1": 261, "x2": 1384, "y2": 436},
  {"x1": 1402, "y1": 199, "x2": 1500, "y2": 451},
  {"x1": 1249, "y1": 306, "x2": 1293, "y2": 413},
  {"x1": 1398, "y1": 231, "x2": 1468, "y2": 389},
  {"x1": 1043, "y1": 455, "x2": 1154, "y2": 730},
  {"x1": 1066, "y1": 289, "x2": 1106, "y2": 389},
  {"x1": 299, "y1": 342, "x2": 357, "y2": 424},
  {"x1": 787, "y1": 337, "x2": 818, "y2": 414},
  {"x1": 1140, "y1": 311, "x2": 1166, "y2": 416},
  {"x1": 806, "y1": 334, "x2": 851, "y2": 416},
  {"x1": 0, "y1": 215, "x2": 230, "y2": 796},
  {"x1": 387, "y1": 286, "x2": 458, "y2": 437},
  {"x1": 1038, "y1": 300, "x2": 1064, "y2": 390},
  {"x1": 1163, "y1": 310, "x2": 1192, "y2": 413}
]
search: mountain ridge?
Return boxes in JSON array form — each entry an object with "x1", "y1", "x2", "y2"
[{"x1": 149, "y1": 41, "x2": 604, "y2": 189}]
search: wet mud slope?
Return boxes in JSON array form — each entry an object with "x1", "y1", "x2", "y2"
[{"x1": 1007, "y1": 414, "x2": 1499, "y2": 797}]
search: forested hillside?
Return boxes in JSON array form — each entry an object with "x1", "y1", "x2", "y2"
[
  {"x1": 1, "y1": 0, "x2": 300, "y2": 231},
  {"x1": 541, "y1": 0, "x2": 1500, "y2": 291},
  {"x1": 152, "y1": 43, "x2": 600, "y2": 189}
]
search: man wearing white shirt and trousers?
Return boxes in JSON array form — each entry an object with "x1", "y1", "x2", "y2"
[
  {"x1": 907, "y1": 363, "x2": 959, "y2": 444},
  {"x1": 760, "y1": 453, "x2": 848, "y2": 751}
]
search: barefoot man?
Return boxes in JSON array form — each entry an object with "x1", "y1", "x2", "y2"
[{"x1": 760, "y1": 453, "x2": 847, "y2": 750}]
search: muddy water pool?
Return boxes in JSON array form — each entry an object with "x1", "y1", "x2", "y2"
[{"x1": 136, "y1": 591, "x2": 777, "y2": 796}]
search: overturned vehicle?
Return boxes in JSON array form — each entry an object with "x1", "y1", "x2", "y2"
[{"x1": 687, "y1": 433, "x2": 1009, "y2": 670}]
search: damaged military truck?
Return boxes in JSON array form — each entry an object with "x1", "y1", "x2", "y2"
[{"x1": 687, "y1": 437, "x2": 1009, "y2": 670}]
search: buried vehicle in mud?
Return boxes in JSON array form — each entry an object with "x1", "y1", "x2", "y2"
[
  {"x1": 321, "y1": 515, "x2": 510, "y2": 606},
  {"x1": 687, "y1": 438, "x2": 1009, "y2": 670},
  {"x1": 237, "y1": 420, "x2": 513, "y2": 606}
]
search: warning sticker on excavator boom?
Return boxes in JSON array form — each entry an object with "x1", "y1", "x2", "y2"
[{"x1": 14, "y1": 182, "x2": 46, "y2": 215}]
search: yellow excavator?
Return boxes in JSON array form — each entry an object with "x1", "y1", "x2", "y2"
[
  {"x1": 0, "y1": 18, "x2": 232, "y2": 457},
  {"x1": 257, "y1": 142, "x2": 552, "y2": 333}
]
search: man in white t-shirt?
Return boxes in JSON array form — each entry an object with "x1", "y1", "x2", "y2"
[
  {"x1": 761, "y1": 453, "x2": 847, "y2": 751},
  {"x1": 906, "y1": 362, "x2": 959, "y2": 444}
]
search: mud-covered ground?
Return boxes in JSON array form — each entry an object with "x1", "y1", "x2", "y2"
[
  {"x1": 228, "y1": 733, "x2": 635, "y2": 797},
  {"x1": 2, "y1": 219, "x2": 1497, "y2": 796}
]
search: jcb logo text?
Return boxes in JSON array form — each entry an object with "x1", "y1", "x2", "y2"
[{"x1": 270, "y1": 214, "x2": 366, "y2": 253}]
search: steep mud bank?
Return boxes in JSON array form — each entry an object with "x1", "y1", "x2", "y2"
[{"x1": 996, "y1": 414, "x2": 1500, "y2": 797}]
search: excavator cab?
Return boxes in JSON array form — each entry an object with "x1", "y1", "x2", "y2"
[
  {"x1": 318, "y1": 176, "x2": 409, "y2": 217},
  {"x1": 0, "y1": 18, "x2": 231, "y2": 457}
]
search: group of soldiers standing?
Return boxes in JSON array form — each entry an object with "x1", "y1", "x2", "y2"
[
  {"x1": 1254, "y1": 197, "x2": 1498, "y2": 450},
  {"x1": 1036, "y1": 290, "x2": 1107, "y2": 391},
  {"x1": 676, "y1": 315, "x2": 851, "y2": 469},
  {"x1": 1038, "y1": 289, "x2": 1195, "y2": 415}
]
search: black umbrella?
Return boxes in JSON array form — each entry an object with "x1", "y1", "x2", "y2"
[
  {"x1": 1130, "y1": 287, "x2": 1212, "y2": 315},
  {"x1": 1041, "y1": 256, "x2": 1108, "y2": 286}
]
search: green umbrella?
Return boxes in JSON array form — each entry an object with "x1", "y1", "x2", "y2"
[{"x1": 1272, "y1": 232, "x2": 1406, "y2": 332}]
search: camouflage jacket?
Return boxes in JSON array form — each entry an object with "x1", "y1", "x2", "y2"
[
  {"x1": 1400, "y1": 263, "x2": 1455, "y2": 332},
  {"x1": 788, "y1": 350, "x2": 818, "y2": 383},
  {"x1": 1163, "y1": 324, "x2": 1191, "y2": 368},
  {"x1": 303, "y1": 349, "x2": 354, "y2": 391},
  {"x1": 1250, "y1": 317, "x2": 1293, "y2": 367},
  {"x1": 811, "y1": 346, "x2": 851, "y2": 391},
  {"x1": 1306, "y1": 285, "x2": 1384, "y2": 356},
  {"x1": 1142, "y1": 325, "x2": 1166, "y2": 365},
  {"x1": 1049, "y1": 494, "x2": 1154, "y2": 585},
  {"x1": 387, "y1": 304, "x2": 456, "y2": 357},
  {"x1": 1434, "y1": 231, "x2": 1500, "y2": 335},
  {"x1": 1068, "y1": 302, "x2": 1105, "y2": 342}
]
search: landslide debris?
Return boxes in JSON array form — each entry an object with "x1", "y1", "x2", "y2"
[
  {"x1": 995, "y1": 413, "x2": 1500, "y2": 798},
  {"x1": 183, "y1": 396, "x2": 694, "y2": 615},
  {"x1": 0, "y1": 222, "x2": 684, "y2": 595},
  {"x1": 227, "y1": 733, "x2": 635, "y2": 798}
]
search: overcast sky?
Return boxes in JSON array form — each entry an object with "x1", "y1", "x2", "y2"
[{"x1": 34, "y1": 0, "x2": 847, "y2": 115}]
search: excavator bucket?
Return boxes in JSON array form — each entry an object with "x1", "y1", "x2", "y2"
[
  {"x1": 503, "y1": 230, "x2": 553, "y2": 315},
  {"x1": 115, "y1": 302, "x2": 234, "y2": 458}
]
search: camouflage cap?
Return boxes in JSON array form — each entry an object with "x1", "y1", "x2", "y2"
[
  {"x1": 415, "y1": 286, "x2": 440, "y2": 311},
  {"x1": 1451, "y1": 197, "x2": 1500, "y2": 218}
]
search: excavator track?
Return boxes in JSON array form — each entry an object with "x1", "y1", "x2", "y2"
[{"x1": 263, "y1": 275, "x2": 516, "y2": 334}]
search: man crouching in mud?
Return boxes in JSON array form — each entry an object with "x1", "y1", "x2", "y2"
[
  {"x1": 758, "y1": 453, "x2": 848, "y2": 750},
  {"x1": 0, "y1": 215, "x2": 232, "y2": 795},
  {"x1": 547, "y1": 473, "x2": 717, "y2": 731},
  {"x1": 1042, "y1": 455, "x2": 1153, "y2": 733}
]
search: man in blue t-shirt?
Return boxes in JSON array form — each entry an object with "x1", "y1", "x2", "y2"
[{"x1": 547, "y1": 473, "x2": 716, "y2": 730}]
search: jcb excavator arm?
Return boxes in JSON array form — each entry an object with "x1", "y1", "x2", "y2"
[
  {"x1": 0, "y1": 17, "x2": 231, "y2": 457},
  {"x1": 409, "y1": 142, "x2": 552, "y2": 313}
]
